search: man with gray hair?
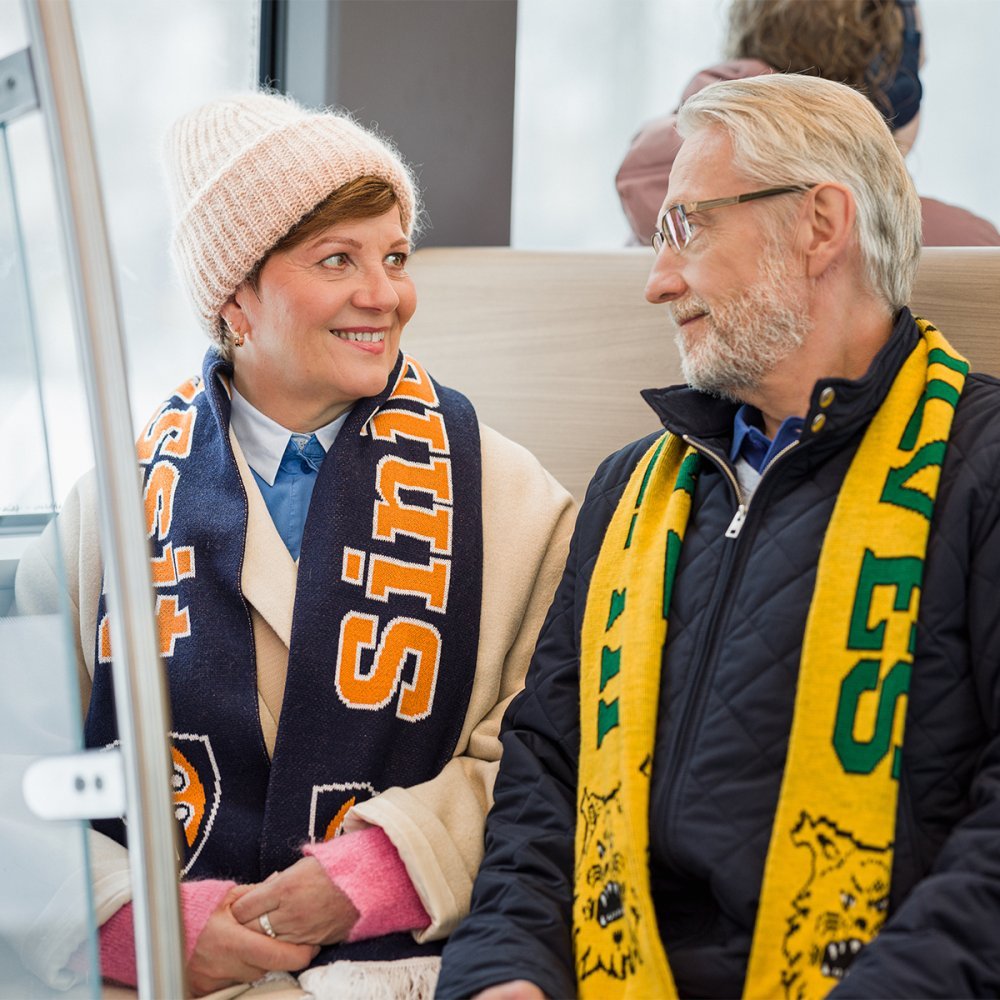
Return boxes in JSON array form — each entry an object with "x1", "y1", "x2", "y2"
[{"x1": 436, "y1": 74, "x2": 1000, "y2": 999}]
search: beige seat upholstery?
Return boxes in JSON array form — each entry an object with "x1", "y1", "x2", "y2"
[{"x1": 406, "y1": 247, "x2": 1000, "y2": 500}]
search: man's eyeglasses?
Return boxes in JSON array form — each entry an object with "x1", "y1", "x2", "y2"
[{"x1": 651, "y1": 185, "x2": 810, "y2": 254}]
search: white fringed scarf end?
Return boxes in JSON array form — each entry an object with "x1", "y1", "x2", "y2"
[{"x1": 298, "y1": 956, "x2": 440, "y2": 1000}]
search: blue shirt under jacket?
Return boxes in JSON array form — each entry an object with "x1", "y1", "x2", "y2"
[
  {"x1": 229, "y1": 386, "x2": 350, "y2": 559},
  {"x1": 729, "y1": 403, "x2": 803, "y2": 473}
]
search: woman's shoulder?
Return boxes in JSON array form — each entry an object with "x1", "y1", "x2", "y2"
[
  {"x1": 478, "y1": 421, "x2": 536, "y2": 464},
  {"x1": 478, "y1": 422, "x2": 575, "y2": 516},
  {"x1": 51, "y1": 468, "x2": 101, "y2": 547},
  {"x1": 479, "y1": 422, "x2": 568, "y2": 484}
]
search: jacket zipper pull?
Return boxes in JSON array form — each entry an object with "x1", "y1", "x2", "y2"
[{"x1": 725, "y1": 504, "x2": 747, "y2": 539}]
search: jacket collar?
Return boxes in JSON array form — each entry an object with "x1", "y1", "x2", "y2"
[{"x1": 640, "y1": 307, "x2": 921, "y2": 459}]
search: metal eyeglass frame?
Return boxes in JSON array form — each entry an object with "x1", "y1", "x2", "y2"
[{"x1": 651, "y1": 185, "x2": 810, "y2": 254}]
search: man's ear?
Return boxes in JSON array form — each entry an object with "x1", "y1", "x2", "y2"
[{"x1": 800, "y1": 182, "x2": 856, "y2": 279}]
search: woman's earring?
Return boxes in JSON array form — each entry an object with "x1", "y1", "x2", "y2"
[{"x1": 226, "y1": 320, "x2": 245, "y2": 348}]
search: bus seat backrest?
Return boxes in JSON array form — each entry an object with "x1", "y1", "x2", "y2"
[{"x1": 405, "y1": 247, "x2": 1000, "y2": 500}]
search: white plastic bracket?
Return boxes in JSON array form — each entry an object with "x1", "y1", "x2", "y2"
[{"x1": 22, "y1": 748, "x2": 126, "y2": 820}]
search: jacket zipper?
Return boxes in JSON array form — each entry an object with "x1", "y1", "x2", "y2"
[
  {"x1": 687, "y1": 435, "x2": 799, "y2": 540},
  {"x1": 725, "y1": 504, "x2": 747, "y2": 539},
  {"x1": 657, "y1": 436, "x2": 802, "y2": 865}
]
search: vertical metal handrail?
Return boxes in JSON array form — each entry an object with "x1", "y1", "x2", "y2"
[{"x1": 22, "y1": 2, "x2": 186, "y2": 996}]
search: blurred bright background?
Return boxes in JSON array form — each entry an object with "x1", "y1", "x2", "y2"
[
  {"x1": 513, "y1": 0, "x2": 1000, "y2": 248},
  {"x1": 1, "y1": 0, "x2": 996, "y2": 512}
]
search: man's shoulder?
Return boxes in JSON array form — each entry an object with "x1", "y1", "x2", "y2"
[
  {"x1": 578, "y1": 431, "x2": 665, "y2": 519},
  {"x1": 961, "y1": 369, "x2": 1000, "y2": 397},
  {"x1": 478, "y1": 421, "x2": 576, "y2": 523},
  {"x1": 937, "y1": 371, "x2": 1000, "y2": 504},
  {"x1": 954, "y1": 371, "x2": 1000, "y2": 446}
]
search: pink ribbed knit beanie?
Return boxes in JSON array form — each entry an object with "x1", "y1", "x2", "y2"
[{"x1": 164, "y1": 91, "x2": 418, "y2": 341}]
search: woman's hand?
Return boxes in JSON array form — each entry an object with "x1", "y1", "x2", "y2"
[
  {"x1": 230, "y1": 856, "x2": 360, "y2": 946},
  {"x1": 188, "y1": 885, "x2": 319, "y2": 997}
]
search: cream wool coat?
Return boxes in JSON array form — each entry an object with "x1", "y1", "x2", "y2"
[{"x1": 14, "y1": 420, "x2": 575, "y2": 992}]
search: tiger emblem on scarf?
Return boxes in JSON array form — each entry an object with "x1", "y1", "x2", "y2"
[
  {"x1": 169, "y1": 732, "x2": 221, "y2": 877},
  {"x1": 574, "y1": 785, "x2": 642, "y2": 982},
  {"x1": 781, "y1": 811, "x2": 891, "y2": 998}
]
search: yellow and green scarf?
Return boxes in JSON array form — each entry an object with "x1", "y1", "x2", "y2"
[{"x1": 575, "y1": 319, "x2": 968, "y2": 999}]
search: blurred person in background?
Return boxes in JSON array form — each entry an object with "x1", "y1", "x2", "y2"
[
  {"x1": 617, "y1": 0, "x2": 1000, "y2": 247},
  {"x1": 15, "y1": 92, "x2": 574, "y2": 998}
]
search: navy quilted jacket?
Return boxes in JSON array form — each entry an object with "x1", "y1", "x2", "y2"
[{"x1": 437, "y1": 309, "x2": 1000, "y2": 1000}]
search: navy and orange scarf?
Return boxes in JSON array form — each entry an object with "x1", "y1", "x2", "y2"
[{"x1": 86, "y1": 349, "x2": 483, "y2": 919}]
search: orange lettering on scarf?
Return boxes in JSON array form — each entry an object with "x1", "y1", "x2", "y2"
[
  {"x1": 144, "y1": 461, "x2": 180, "y2": 540},
  {"x1": 389, "y1": 357, "x2": 439, "y2": 407},
  {"x1": 336, "y1": 612, "x2": 388, "y2": 707},
  {"x1": 173, "y1": 546, "x2": 195, "y2": 580},
  {"x1": 373, "y1": 456, "x2": 453, "y2": 554},
  {"x1": 150, "y1": 542, "x2": 177, "y2": 586},
  {"x1": 156, "y1": 594, "x2": 191, "y2": 657},
  {"x1": 172, "y1": 377, "x2": 204, "y2": 405},
  {"x1": 367, "y1": 554, "x2": 450, "y2": 613},
  {"x1": 379, "y1": 618, "x2": 441, "y2": 720},
  {"x1": 136, "y1": 408, "x2": 197, "y2": 464},
  {"x1": 98, "y1": 615, "x2": 112, "y2": 663},
  {"x1": 369, "y1": 408, "x2": 448, "y2": 453},
  {"x1": 335, "y1": 612, "x2": 441, "y2": 719},
  {"x1": 150, "y1": 543, "x2": 196, "y2": 586}
]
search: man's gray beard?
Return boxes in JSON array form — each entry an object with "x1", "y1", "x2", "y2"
[{"x1": 674, "y1": 248, "x2": 808, "y2": 402}]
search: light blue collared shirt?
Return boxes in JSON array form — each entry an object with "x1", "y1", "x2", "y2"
[{"x1": 229, "y1": 387, "x2": 350, "y2": 559}]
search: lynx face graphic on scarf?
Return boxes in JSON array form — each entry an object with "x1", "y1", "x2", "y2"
[
  {"x1": 575, "y1": 785, "x2": 642, "y2": 982},
  {"x1": 781, "y1": 812, "x2": 891, "y2": 999}
]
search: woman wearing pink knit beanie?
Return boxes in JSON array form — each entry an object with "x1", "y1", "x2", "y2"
[{"x1": 16, "y1": 91, "x2": 575, "y2": 998}]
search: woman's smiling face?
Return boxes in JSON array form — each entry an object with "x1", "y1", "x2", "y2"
[{"x1": 223, "y1": 205, "x2": 416, "y2": 432}]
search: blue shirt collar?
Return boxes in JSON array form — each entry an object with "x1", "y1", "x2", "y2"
[
  {"x1": 730, "y1": 404, "x2": 804, "y2": 474},
  {"x1": 229, "y1": 386, "x2": 350, "y2": 486}
]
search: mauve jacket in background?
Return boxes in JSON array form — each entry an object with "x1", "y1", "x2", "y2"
[{"x1": 617, "y1": 60, "x2": 1000, "y2": 249}]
